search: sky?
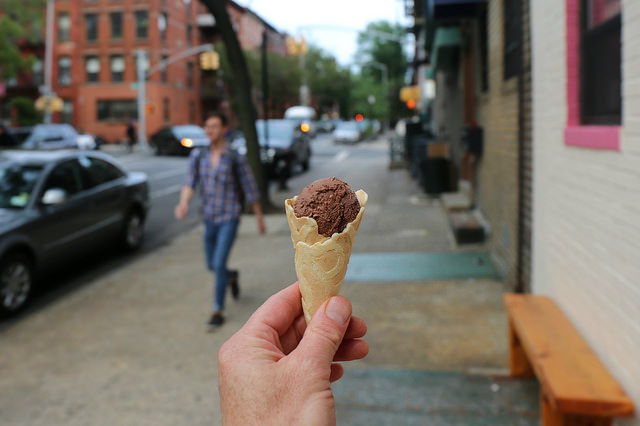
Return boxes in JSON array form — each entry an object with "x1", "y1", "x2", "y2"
[{"x1": 238, "y1": 0, "x2": 409, "y2": 66}]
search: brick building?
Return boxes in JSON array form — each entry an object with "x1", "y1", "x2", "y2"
[
  {"x1": 1, "y1": 0, "x2": 287, "y2": 142},
  {"x1": 48, "y1": 0, "x2": 202, "y2": 143}
]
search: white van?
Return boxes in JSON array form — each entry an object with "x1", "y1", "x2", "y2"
[{"x1": 284, "y1": 106, "x2": 317, "y2": 137}]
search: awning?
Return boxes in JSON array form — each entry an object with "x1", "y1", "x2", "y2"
[
  {"x1": 428, "y1": 0, "x2": 486, "y2": 19},
  {"x1": 430, "y1": 26, "x2": 462, "y2": 72}
]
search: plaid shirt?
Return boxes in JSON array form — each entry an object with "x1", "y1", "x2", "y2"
[{"x1": 184, "y1": 147, "x2": 260, "y2": 224}]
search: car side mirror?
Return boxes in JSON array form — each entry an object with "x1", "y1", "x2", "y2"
[{"x1": 41, "y1": 188, "x2": 67, "y2": 205}]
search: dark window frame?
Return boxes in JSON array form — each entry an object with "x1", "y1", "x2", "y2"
[
  {"x1": 85, "y1": 56, "x2": 100, "y2": 83},
  {"x1": 58, "y1": 12, "x2": 71, "y2": 42},
  {"x1": 85, "y1": 13, "x2": 98, "y2": 42},
  {"x1": 135, "y1": 10, "x2": 149, "y2": 39},
  {"x1": 110, "y1": 12, "x2": 123, "y2": 39},
  {"x1": 579, "y1": 0, "x2": 621, "y2": 125},
  {"x1": 57, "y1": 56, "x2": 72, "y2": 86},
  {"x1": 503, "y1": 0, "x2": 520, "y2": 80},
  {"x1": 97, "y1": 99, "x2": 138, "y2": 122}
]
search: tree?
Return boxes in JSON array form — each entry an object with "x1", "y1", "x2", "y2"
[
  {"x1": 303, "y1": 47, "x2": 352, "y2": 119},
  {"x1": 198, "y1": 0, "x2": 272, "y2": 208},
  {"x1": 0, "y1": 0, "x2": 45, "y2": 80},
  {"x1": 356, "y1": 21, "x2": 407, "y2": 123}
]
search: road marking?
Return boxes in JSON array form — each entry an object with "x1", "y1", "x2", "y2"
[
  {"x1": 151, "y1": 169, "x2": 186, "y2": 180},
  {"x1": 333, "y1": 150, "x2": 349, "y2": 162},
  {"x1": 151, "y1": 183, "x2": 183, "y2": 200}
]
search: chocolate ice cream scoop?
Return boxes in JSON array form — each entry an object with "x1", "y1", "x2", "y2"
[{"x1": 293, "y1": 177, "x2": 361, "y2": 237}]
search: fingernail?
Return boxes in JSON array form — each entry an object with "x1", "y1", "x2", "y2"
[{"x1": 325, "y1": 297, "x2": 350, "y2": 325}]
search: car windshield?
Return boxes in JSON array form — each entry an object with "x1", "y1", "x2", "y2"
[
  {"x1": 256, "y1": 122, "x2": 295, "y2": 142},
  {"x1": 173, "y1": 125, "x2": 207, "y2": 139},
  {"x1": 0, "y1": 162, "x2": 43, "y2": 209},
  {"x1": 336, "y1": 122, "x2": 359, "y2": 131}
]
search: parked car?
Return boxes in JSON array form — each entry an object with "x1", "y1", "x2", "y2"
[
  {"x1": 149, "y1": 125, "x2": 210, "y2": 156},
  {"x1": 231, "y1": 119, "x2": 311, "y2": 188},
  {"x1": 9, "y1": 124, "x2": 79, "y2": 150},
  {"x1": 333, "y1": 121, "x2": 363, "y2": 144},
  {"x1": 0, "y1": 150, "x2": 150, "y2": 316}
]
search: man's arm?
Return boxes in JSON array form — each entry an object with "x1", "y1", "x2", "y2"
[
  {"x1": 252, "y1": 200, "x2": 266, "y2": 234},
  {"x1": 174, "y1": 186, "x2": 194, "y2": 220}
]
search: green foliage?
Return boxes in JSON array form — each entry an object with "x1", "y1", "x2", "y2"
[
  {"x1": 10, "y1": 96, "x2": 42, "y2": 126},
  {"x1": 303, "y1": 47, "x2": 352, "y2": 118},
  {"x1": 0, "y1": 0, "x2": 45, "y2": 79},
  {"x1": 350, "y1": 74, "x2": 387, "y2": 122},
  {"x1": 355, "y1": 20, "x2": 408, "y2": 122}
]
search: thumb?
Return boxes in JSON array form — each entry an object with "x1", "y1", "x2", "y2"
[{"x1": 296, "y1": 296, "x2": 352, "y2": 366}]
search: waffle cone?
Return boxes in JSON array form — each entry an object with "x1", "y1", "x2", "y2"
[{"x1": 285, "y1": 190, "x2": 368, "y2": 323}]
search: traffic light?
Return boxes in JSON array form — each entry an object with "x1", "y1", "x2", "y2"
[
  {"x1": 406, "y1": 99, "x2": 416, "y2": 109},
  {"x1": 355, "y1": 113, "x2": 364, "y2": 122},
  {"x1": 200, "y1": 51, "x2": 220, "y2": 70}
]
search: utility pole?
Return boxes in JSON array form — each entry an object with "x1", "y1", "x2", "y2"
[
  {"x1": 43, "y1": 0, "x2": 55, "y2": 124},
  {"x1": 135, "y1": 49, "x2": 148, "y2": 149}
]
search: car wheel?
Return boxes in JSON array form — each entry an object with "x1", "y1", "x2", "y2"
[
  {"x1": 121, "y1": 210, "x2": 145, "y2": 251},
  {"x1": 0, "y1": 253, "x2": 34, "y2": 316}
]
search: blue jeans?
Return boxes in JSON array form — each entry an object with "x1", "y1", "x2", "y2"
[{"x1": 204, "y1": 219, "x2": 239, "y2": 312}]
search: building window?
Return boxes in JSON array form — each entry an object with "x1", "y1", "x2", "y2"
[
  {"x1": 161, "y1": 54, "x2": 168, "y2": 82},
  {"x1": 135, "y1": 11, "x2": 148, "y2": 39},
  {"x1": 58, "y1": 12, "x2": 71, "y2": 42},
  {"x1": 110, "y1": 55, "x2": 125, "y2": 82},
  {"x1": 187, "y1": 61, "x2": 193, "y2": 87},
  {"x1": 61, "y1": 99, "x2": 73, "y2": 124},
  {"x1": 32, "y1": 59, "x2": 44, "y2": 86},
  {"x1": 86, "y1": 56, "x2": 100, "y2": 83},
  {"x1": 58, "y1": 56, "x2": 71, "y2": 85},
  {"x1": 186, "y1": 23, "x2": 192, "y2": 47},
  {"x1": 163, "y1": 98, "x2": 170, "y2": 123},
  {"x1": 580, "y1": 0, "x2": 621, "y2": 125},
  {"x1": 564, "y1": 0, "x2": 621, "y2": 150},
  {"x1": 85, "y1": 13, "x2": 98, "y2": 42},
  {"x1": 97, "y1": 100, "x2": 137, "y2": 122},
  {"x1": 158, "y1": 12, "x2": 168, "y2": 42},
  {"x1": 110, "y1": 12, "x2": 123, "y2": 39},
  {"x1": 503, "y1": 0, "x2": 520, "y2": 80}
]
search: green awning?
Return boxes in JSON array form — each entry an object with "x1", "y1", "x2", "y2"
[{"x1": 430, "y1": 27, "x2": 462, "y2": 72}]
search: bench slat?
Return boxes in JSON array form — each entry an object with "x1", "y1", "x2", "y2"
[{"x1": 504, "y1": 294, "x2": 634, "y2": 417}]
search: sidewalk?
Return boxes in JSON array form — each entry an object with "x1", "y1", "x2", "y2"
[{"x1": 0, "y1": 137, "x2": 539, "y2": 425}]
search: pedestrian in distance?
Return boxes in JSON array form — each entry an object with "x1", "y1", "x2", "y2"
[
  {"x1": 218, "y1": 282, "x2": 369, "y2": 424},
  {"x1": 126, "y1": 119, "x2": 137, "y2": 153},
  {"x1": 175, "y1": 111, "x2": 266, "y2": 328}
]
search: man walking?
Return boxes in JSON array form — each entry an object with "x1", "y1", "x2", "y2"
[{"x1": 175, "y1": 112, "x2": 266, "y2": 327}]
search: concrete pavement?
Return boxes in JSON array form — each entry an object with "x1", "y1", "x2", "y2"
[{"x1": 0, "y1": 136, "x2": 539, "y2": 425}]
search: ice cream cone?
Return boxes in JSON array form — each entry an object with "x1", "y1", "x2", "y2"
[{"x1": 285, "y1": 190, "x2": 368, "y2": 323}]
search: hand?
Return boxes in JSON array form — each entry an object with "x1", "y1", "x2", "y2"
[
  {"x1": 257, "y1": 216, "x2": 266, "y2": 235},
  {"x1": 174, "y1": 202, "x2": 188, "y2": 220},
  {"x1": 218, "y1": 282, "x2": 368, "y2": 426}
]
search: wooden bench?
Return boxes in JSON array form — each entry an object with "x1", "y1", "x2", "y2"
[{"x1": 504, "y1": 294, "x2": 634, "y2": 426}]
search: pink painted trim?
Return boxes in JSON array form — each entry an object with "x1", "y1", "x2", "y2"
[
  {"x1": 565, "y1": 126, "x2": 620, "y2": 150},
  {"x1": 566, "y1": 0, "x2": 580, "y2": 126},
  {"x1": 564, "y1": 0, "x2": 620, "y2": 151}
]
